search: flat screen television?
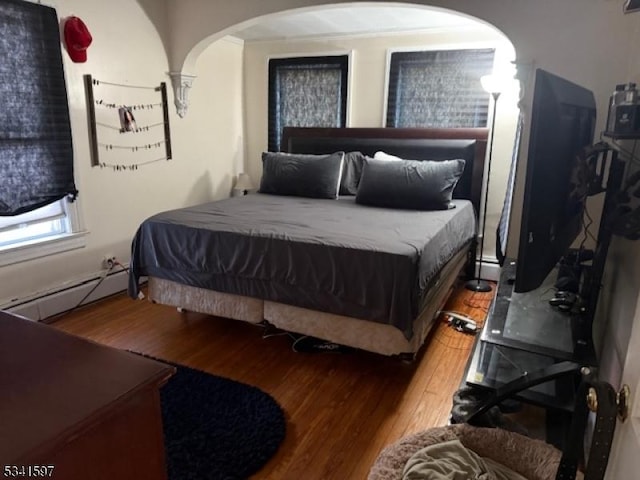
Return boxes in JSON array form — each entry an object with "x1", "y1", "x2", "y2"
[{"x1": 514, "y1": 68, "x2": 596, "y2": 293}]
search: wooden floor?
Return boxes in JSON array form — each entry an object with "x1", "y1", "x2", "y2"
[{"x1": 52, "y1": 283, "x2": 494, "y2": 480}]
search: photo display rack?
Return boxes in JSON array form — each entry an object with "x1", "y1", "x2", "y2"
[{"x1": 84, "y1": 74, "x2": 172, "y2": 170}]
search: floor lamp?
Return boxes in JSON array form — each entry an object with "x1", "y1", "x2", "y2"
[{"x1": 466, "y1": 75, "x2": 504, "y2": 292}]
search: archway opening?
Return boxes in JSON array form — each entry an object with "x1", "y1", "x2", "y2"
[{"x1": 184, "y1": 2, "x2": 519, "y2": 265}]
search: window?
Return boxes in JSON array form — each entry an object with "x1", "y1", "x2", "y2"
[
  {"x1": 0, "y1": 201, "x2": 66, "y2": 247},
  {"x1": 386, "y1": 48, "x2": 495, "y2": 128},
  {"x1": 0, "y1": 0, "x2": 81, "y2": 261},
  {"x1": 268, "y1": 55, "x2": 349, "y2": 152},
  {"x1": 0, "y1": 196, "x2": 84, "y2": 267}
]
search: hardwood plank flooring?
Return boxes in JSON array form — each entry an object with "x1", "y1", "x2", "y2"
[{"x1": 51, "y1": 283, "x2": 494, "y2": 480}]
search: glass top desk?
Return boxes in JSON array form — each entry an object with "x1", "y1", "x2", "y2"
[{"x1": 464, "y1": 260, "x2": 597, "y2": 411}]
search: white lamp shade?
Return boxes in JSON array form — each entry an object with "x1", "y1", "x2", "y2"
[
  {"x1": 481, "y1": 74, "x2": 508, "y2": 95},
  {"x1": 234, "y1": 173, "x2": 254, "y2": 191}
]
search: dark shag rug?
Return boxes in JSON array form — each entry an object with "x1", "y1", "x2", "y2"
[{"x1": 160, "y1": 362, "x2": 286, "y2": 480}]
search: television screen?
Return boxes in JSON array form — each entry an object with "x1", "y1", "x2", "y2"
[{"x1": 515, "y1": 69, "x2": 596, "y2": 293}]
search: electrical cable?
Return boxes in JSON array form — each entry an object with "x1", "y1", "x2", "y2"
[
  {"x1": 98, "y1": 140, "x2": 166, "y2": 151},
  {"x1": 113, "y1": 259, "x2": 129, "y2": 274},
  {"x1": 433, "y1": 320, "x2": 477, "y2": 350},
  {"x1": 54, "y1": 261, "x2": 127, "y2": 319},
  {"x1": 463, "y1": 296, "x2": 491, "y2": 312},
  {"x1": 439, "y1": 309, "x2": 481, "y2": 322},
  {"x1": 72, "y1": 268, "x2": 111, "y2": 308},
  {"x1": 96, "y1": 121, "x2": 166, "y2": 132},
  {"x1": 91, "y1": 77, "x2": 160, "y2": 90},
  {"x1": 577, "y1": 204, "x2": 595, "y2": 256},
  {"x1": 432, "y1": 334, "x2": 473, "y2": 351},
  {"x1": 463, "y1": 285, "x2": 493, "y2": 311}
]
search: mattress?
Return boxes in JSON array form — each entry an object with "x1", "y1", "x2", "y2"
[{"x1": 129, "y1": 194, "x2": 475, "y2": 339}]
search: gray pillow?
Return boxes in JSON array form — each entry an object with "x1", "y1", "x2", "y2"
[
  {"x1": 339, "y1": 151, "x2": 366, "y2": 195},
  {"x1": 355, "y1": 157, "x2": 466, "y2": 210},
  {"x1": 260, "y1": 151, "x2": 344, "y2": 199}
]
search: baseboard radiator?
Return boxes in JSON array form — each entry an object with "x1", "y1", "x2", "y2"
[{"x1": 2, "y1": 268, "x2": 136, "y2": 322}]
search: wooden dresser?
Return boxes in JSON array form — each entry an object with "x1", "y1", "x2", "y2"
[{"x1": 0, "y1": 311, "x2": 174, "y2": 479}]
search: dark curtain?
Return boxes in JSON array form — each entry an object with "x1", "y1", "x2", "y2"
[
  {"x1": 268, "y1": 56, "x2": 348, "y2": 152},
  {"x1": 0, "y1": 0, "x2": 77, "y2": 217},
  {"x1": 386, "y1": 49, "x2": 495, "y2": 128}
]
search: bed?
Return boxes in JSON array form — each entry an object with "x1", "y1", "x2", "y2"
[{"x1": 129, "y1": 127, "x2": 488, "y2": 357}]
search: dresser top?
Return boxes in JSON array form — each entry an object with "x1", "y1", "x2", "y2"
[{"x1": 0, "y1": 311, "x2": 174, "y2": 463}]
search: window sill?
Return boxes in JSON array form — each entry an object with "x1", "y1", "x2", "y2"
[{"x1": 0, "y1": 231, "x2": 88, "y2": 267}]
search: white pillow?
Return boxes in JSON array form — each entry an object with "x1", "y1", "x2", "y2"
[{"x1": 373, "y1": 151, "x2": 403, "y2": 161}]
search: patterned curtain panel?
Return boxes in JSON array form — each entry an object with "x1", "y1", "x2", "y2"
[
  {"x1": 386, "y1": 49, "x2": 495, "y2": 128},
  {"x1": 0, "y1": 0, "x2": 77, "y2": 216},
  {"x1": 268, "y1": 56, "x2": 348, "y2": 152}
]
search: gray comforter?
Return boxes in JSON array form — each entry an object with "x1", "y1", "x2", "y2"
[{"x1": 129, "y1": 194, "x2": 475, "y2": 339}]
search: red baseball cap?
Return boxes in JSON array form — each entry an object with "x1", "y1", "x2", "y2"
[{"x1": 63, "y1": 16, "x2": 92, "y2": 63}]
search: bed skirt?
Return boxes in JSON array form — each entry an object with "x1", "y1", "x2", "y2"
[{"x1": 147, "y1": 248, "x2": 467, "y2": 356}]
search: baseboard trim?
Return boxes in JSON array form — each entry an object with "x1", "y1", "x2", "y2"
[
  {"x1": 479, "y1": 261, "x2": 501, "y2": 282},
  {"x1": 4, "y1": 268, "x2": 132, "y2": 322},
  {"x1": 468, "y1": 258, "x2": 501, "y2": 282}
]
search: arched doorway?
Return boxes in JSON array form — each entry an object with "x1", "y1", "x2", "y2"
[{"x1": 178, "y1": 3, "x2": 519, "y2": 267}]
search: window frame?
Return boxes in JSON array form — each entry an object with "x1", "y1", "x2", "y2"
[
  {"x1": 0, "y1": 198, "x2": 86, "y2": 267},
  {"x1": 268, "y1": 53, "x2": 351, "y2": 152}
]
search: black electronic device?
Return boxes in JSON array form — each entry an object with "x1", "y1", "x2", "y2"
[
  {"x1": 608, "y1": 103, "x2": 640, "y2": 136},
  {"x1": 514, "y1": 69, "x2": 597, "y2": 293},
  {"x1": 554, "y1": 248, "x2": 594, "y2": 293}
]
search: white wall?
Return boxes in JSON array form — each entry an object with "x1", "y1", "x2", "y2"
[
  {"x1": 0, "y1": 0, "x2": 244, "y2": 306},
  {"x1": 243, "y1": 26, "x2": 518, "y2": 259}
]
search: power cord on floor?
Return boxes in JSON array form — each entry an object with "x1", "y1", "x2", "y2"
[
  {"x1": 434, "y1": 335, "x2": 471, "y2": 352},
  {"x1": 463, "y1": 290, "x2": 492, "y2": 311},
  {"x1": 54, "y1": 259, "x2": 128, "y2": 319}
]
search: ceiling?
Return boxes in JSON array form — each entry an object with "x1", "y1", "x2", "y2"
[{"x1": 231, "y1": 5, "x2": 483, "y2": 42}]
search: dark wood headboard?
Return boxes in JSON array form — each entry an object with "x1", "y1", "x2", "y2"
[{"x1": 281, "y1": 127, "x2": 488, "y2": 216}]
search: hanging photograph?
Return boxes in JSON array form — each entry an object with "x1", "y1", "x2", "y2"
[
  {"x1": 83, "y1": 74, "x2": 172, "y2": 169},
  {"x1": 118, "y1": 106, "x2": 137, "y2": 132}
]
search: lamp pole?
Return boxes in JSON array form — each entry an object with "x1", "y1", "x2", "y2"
[{"x1": 466, "y1": 89, "x2": 501, "y2": 292}]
